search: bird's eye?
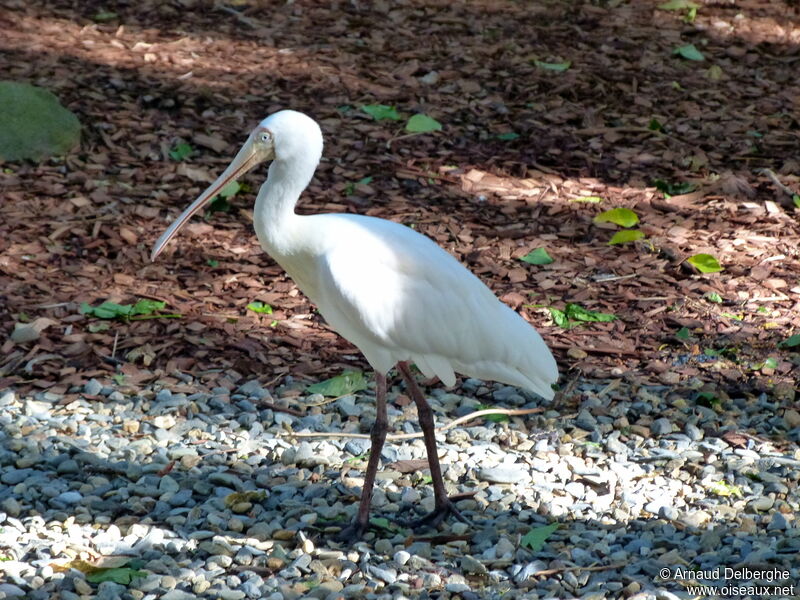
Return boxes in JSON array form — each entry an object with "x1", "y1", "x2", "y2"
[{"x1": 260, "y1": 132, "x2": 271, "y2": 143}]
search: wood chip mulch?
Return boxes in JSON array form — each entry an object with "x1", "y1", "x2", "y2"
[{"x1": 1, "y1": 0, "x2": 798, "y2": 402}]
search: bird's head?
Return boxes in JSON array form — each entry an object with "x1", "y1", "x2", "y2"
[{"x1": 150, "y1": 110, "x2": 322, "y2": 261}]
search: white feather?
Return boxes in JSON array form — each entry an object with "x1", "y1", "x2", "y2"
[{"x1": 247, "y1": 111, "x2": 557, "y2": 399}]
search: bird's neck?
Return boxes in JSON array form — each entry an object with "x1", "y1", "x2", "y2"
[{"x1": 253, "y1": 158, "x2": 314, "y2": 257}]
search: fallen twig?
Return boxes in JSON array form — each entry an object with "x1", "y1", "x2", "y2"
[{"x1": 280, "y1": 407, "x2": 545, "y2": 441}]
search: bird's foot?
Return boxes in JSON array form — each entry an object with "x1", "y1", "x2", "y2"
[{"x1": 401, "y1": 496, "x2": 470, "y2": 530}]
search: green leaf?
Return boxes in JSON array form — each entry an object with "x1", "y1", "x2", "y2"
[
  {"x1": 81, "y1": 299, "x2": 173, "y2": 321},
  {"x1": 92, "y1": 10, "x2": 118, "y2": 22},
  {"x1": 778, "y1": 334, "x2": 800, "y2": 349},
  {"x1": 708, "y1": 481, "x2": 742, "y2": 498},
  {"x1": 405, "y1": 114, "x2": 442, "y2": 133},
  {"x1": 676, "y1": 327, "x2": 691, "y2": 340},
  {"x1": 608, "y1": 229, "x2": 645, "y2": 245},
  {"x1": 520, "y1": 248, "x2": 554, "y2": 265},
  {"x1": 593, "y1": 207, "x2": 639, "y2": 228},
  {"x1": 207, "y1": 259, "x2": 219, "y2": 268},
  {"x1": 658, "y1": 0, "x2": 698, "y2": 10},
  {"x1": 0, "y1": 82, "x2": 82, "y2": 161},
  {"x1": 793, "y1": 194, "x2": 800, "y2": 209},
  {"x1": 83, "y1": 301, "x2": 133, "y2": 319},
  {"x1": 495, "y1": 132, "x2": 520, "y2": 141},
  {"x1": 207, "y1": 196, "x2": 231, "y2": 215},
  {"x1": 720, "y1": 312, "x2": 742, "y2": 321},
  {"x1": 673, "y1": 44, "x2": 705, "y2": 61},
  {"x1": 705, "y1": 292, "x2": 723, "y2": 304},
  {"x1": 548, "y1": 304, "x2": 616, "y2": 329},
  {"x1": 571, "y1": 196, "x2": 603, "y2": 203},
  {"x1": 306, "y1": 371, "x2": 368, "y2": 397},
  {"x1": 219, "y1": 180, "x2": 240, "y2": 199},
  {"x1": 687, "y1": 253, "x2": 723, "y2": 273},
  {"x1": 648, "y1": 118, "x2": 664, "y2": 131},
  {"x1": 696, "y1": 391, "x2": 721, "y2": 407},
  {"x1": 131, "y1": 300, "x2": 166, "y2": 316},
  {"x1": 565, "y1": 303, "x2": 616, "y2": 323},
  {"x1": 653, "y1": 179, "x2": 696, "y2": 196},
  {"x1": 520, "y1": 523, "x2": 559, "y2": 552},
  {"x1": 548, "y1": 307, "x2": 570, "y2": 329},
  {"x1": 86, "y1": 566, "x2": 146, "y2": 585},
  {"x1": 761, "y1": 357, "x2": 778, "y2": 369},
  {"x1": 477, "y1": 404, "x2": 510, "y2": 423},
  {"x1": 169, "y1": 142, "x2": 193, "y2": 161},
  {"x1": 360, "y1": 104, "x2": 402, "y2": 121},
  {"x1": 112, "y1": 374, "x2": 125, "y2": 385},
  {"x1": 534, "y1": 60, "x2": 571, "y2": 72},
  {"x1": 246, "y1": 301, "x2": 273, "y2": 314},
  {"x1": 369, "y1": 517, "x2": 400, "y2": 531}
]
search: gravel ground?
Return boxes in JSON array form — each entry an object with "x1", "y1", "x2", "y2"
[{"x1": 0, "y1": 375, "x2": 798, "y2": 600}]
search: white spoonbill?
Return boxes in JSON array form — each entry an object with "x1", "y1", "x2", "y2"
[{"x1": 151, "y1": 110, "x2": 558, "y2": 538}]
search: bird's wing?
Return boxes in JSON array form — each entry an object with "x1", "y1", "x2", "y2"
[{"x1": 315, "y1": 215, "x2": 558, "y2": 399}]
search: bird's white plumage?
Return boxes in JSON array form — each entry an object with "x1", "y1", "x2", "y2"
[{"x1": 247, "y1": 111, "x2": 558, "y2": 400}]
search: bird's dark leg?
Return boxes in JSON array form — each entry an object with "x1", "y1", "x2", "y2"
[
  {"x1": 397, "y1": 361, "x2": 467, "y2": 529},
  {"x1": 336, "y1": 372, "x2": 388, "y2": 541}
]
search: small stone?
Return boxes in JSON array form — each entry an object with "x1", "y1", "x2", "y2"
[
  {"x1": 684, "y1": 423, "x2": 704, "y2": 441},
  {"x1": 73, "y1": 578, "x2": 93, "y2": 595},
  {"x1": 122, "y1": 420, "x2": 140, "y2": 434},
  {"x1": 606, "y1": 436, "x2": 629, "y2": 454},
  {"x1": 369, "y1": 565, "x2": 397, "y2": 584},
  {"x1": 681, "y1": 510, "x2": 711, "y2": 528},
  {"x1": 478, "y1": 464, "x2": 530, "y2": 484},
  {"x1": 83, "y1": 378, "x2": 103, "y2": 396},
  {"x1": 238, "y1": 380, "x2": 266, "y2": 398},
  {"x1": 393, "y1": 550, "x2": 410, "y2": 566},
  {"x1": 161, "y1": 591, "x2": 195, "y2": 600},
  {"x1": 784, "y1": 409, "x2": 800, "y2": 429},
  {"x1": 374, "y1": 538, "x2": 393, "y2": 555},
  {"x1": 574, "y1": 409, "x2": 597, "y2": 431},
  {"x1": 208, "y1": 472, "x2": 243, "y2": 490},
  {"x1": 420, "y1": 71, "x2": 439, "y2": 85},
  {"x1": 0, "y1": 583, "x2": 26, "y2": 597},
  {"x1": 460, "y1": 555, "x2": 487, "y2": 575},
  {"x1": 659, "y1": 505, "x2": 678, "y2": 520},
  {"x1": 207, "y1": 554, "x2": 233, "y2": 569},
  {"x1": 567, "y1": 347, "x2": 588, "y2": 360},
  {"x1": 193, "y1": 580, "x2": 211, "y2": 594},
  {"x1": 153, "y1": 415, "x2": 176, "y2": 429},
  {"x1": 749, "y1": 496, "x2": 774, "y2": 512},
  {"x1": 231, "y1": 501, "x2": 253, "y2": 514},
  {"x1": 96, "y1": 581, "x2": 126, "y2": 600},
  {"x1": 652, "y1": 418, "x2": 673, "y2": 436},
  {"x1": 55, "y1": 491, "x2": 82, "y2": 505},
  {"x1": 494, "y1": 536, "x2": 515, "y2": 558},
  {"x1": 344, "y1": 438, "x2": 371, "y2": 456},
  {"x1": 446, "y1": 583, "x2": 471, "y2": 593},
  {"x1": 767, "y1": 512, "x2": 788, "y2": 530},
  {"x1": 56, "y1": 458, "x2": 79, "y2": 475},
  {"x1": 451, "y1": 521, "x2": 470, "y2": 536},
  {"x1": 1, "y1": 497, "x2": 22, "y2": 517}
]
